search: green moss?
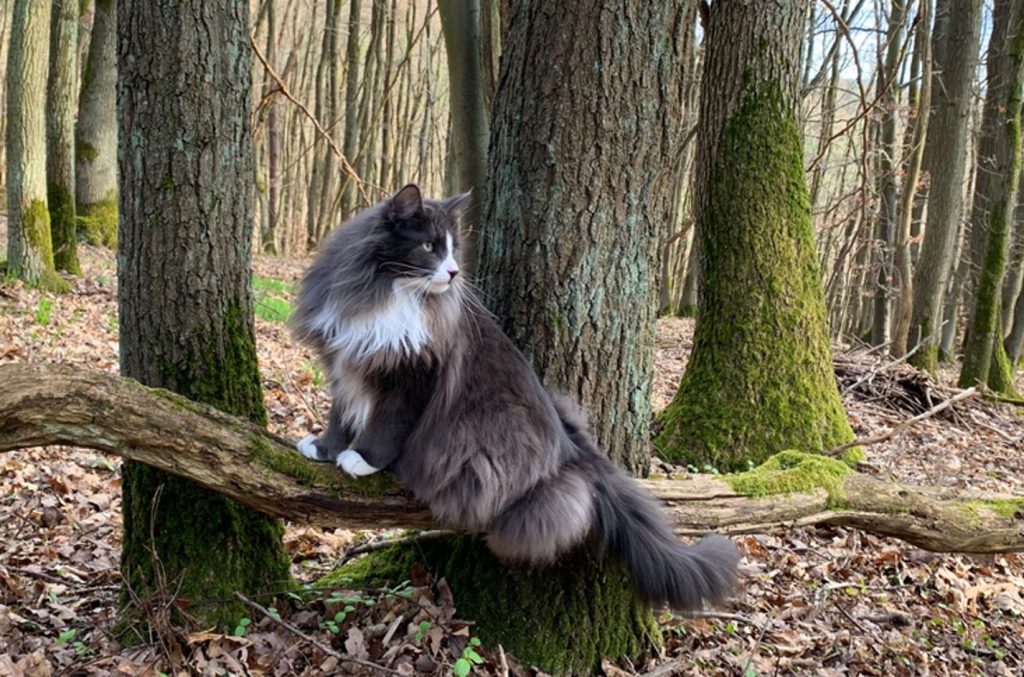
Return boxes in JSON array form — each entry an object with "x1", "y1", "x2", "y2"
[
  {"x1": 321, "y1": 537, "x2": 660, "y2": 675},
  {"x1": 654, "y1": 84, "x2": 853, "y2": 470},
  {"x1": 121, "y1": 304, "x2": 292, "y2": 634},
  {"x1": 76, "y1": 189, "x2": 118, "y2": 248},
  {"x1": 120, "y1": 463, "x2": 292, "y2": 636},
  {"x1": 249, "y1": 434, "x2": 410, "y2": 498},
  {"x1": 76, "y1": 140, "x2": 99, "y2": 163},
  {"x1": 154, "y1": 304, "x2": 267, "y2": 426},
  {"x1": 838, "y1": 446, "x2": 865, "y2": 466},
  {"x1": 11, "y1": 200, "x2": 70, "y2": 292},
  {"x1": 48, "y1": 183, "x2": 81, "y2": 275},
  {"x1": 964, "y1": 498, "x2": 1024, "y2": 520},
  {"x1": 986, "y1": 334, "x2": 1022, "y2": 398},
  {"x1": 724, "y1": 450, "x2": 853, "y2": 507}
]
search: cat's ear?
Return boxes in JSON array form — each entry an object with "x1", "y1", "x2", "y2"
[
  {"x1": 389, "y1": 184, "x2": 423, "y2": 221},
  {"x1": 444, "y1": 190, "x2": 473, "y2": 221}
]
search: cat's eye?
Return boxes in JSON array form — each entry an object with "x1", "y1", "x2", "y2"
[{"x1": 422, "y1": 242, "x2": 434, "y2": 252}]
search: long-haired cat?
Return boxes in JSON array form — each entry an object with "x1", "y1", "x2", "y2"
[{"x1": 291, "y1": 184, "x2": 739, "y2": 610}]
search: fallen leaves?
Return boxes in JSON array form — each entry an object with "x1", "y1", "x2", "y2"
[{"x1": 2, "y1": 244, "x2": 1023, "y2": 675}]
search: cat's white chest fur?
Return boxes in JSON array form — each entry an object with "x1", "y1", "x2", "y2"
[{"x1": 319, "y1": 281, "x2": 430, "y2": 361}]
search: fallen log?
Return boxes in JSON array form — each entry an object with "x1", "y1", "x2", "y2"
[{"x1": 1, "y1": 363, "x2": 1022, "y2": 553}]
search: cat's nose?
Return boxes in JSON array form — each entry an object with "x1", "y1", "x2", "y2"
[{"x1": 448, "y1": 269, "x2": 460, "y2": 280}]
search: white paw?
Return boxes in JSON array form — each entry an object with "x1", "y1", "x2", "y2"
[
  {"x1": 337, "y1": 449, "x2": 381, "y2": 478},
  {"x1": 297, "y1": 434, "x2": 320, "y2": 460}
]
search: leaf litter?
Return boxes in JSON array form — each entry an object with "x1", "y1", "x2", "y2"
[{"x1": 1, "y1": 245, "x2": 1022, "y2": 675}]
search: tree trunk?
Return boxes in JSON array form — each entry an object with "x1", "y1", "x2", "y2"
[
  {"x1": 959, "y1": 0, "x2": 1024, "y2": 396},
  {"x1": 337, "y1": 0, "x2": 363, "y2": 222},
  {"x1": 3, "y1": 363, "x2": 1023, "y2": 556},
  {"x1": 76, "y1": 0, "x2": 118, "y2": 248},
  {"x1": 655, "y1": 0, "x2": 854, "y2": 468},
  {"x1": 4, "y1": 0, "x2": 65, "y2": 291},
  {"x1": 451, "y1": 1, "x2": 691, "y2": 671},
  {"x1": 117, "y1": 0, "x2": 291, "y2": 632},
  {"x1": 892, "y1": 0, "x2": 933, "y2": 357},
  {"x1": 47, "y1": 0, "x2": 80, "y2": 276},
  {"x1": 261, "y1": 0, "x2": 281, "y2": 255},
  {"x1": 478, "y1": 2, "x2": 686, "y2": 475},
  {"x1": 908, "y1": 0, "x2": 984, "y2": 372},
  {"x1": 438, "y1": 0, "x2": 490, "y2": 247},
  {"x1": 1000, "y1": 179, "x2": 1024, "y2": 336},
  {"x1": 871, "y1": 0, "x2": 910, "y2": 347}
]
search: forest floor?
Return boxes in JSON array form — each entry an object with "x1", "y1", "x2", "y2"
[{"x1": 1, "y1": 240, "x2": 1023, "y2": 676}]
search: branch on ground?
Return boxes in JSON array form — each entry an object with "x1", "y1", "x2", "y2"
[{"x1": 1, "y1": 363, "x2": 1021, "y2": 554}]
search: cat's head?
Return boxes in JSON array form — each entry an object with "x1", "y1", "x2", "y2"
[{"x1": 376, "y1": 184, "x2": 471, "y2": 295}]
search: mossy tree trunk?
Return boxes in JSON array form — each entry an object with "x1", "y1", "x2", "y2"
[
  {"x1": 76, "y1": 0, "x2": 117, "y2": 248},
  {"x1": 397, "y1": 1, "x2": 692, "y2": 673},
  {"x1": 4, "y1": 0, "x2": 65, "y2": 291},
  {"x1": 654, "y1": 0, "x2": 854, "y2": 470},
  {"x1": 959, "y1": 0, "x2": 1024, "y2": 396},
  {"x1": 907, "y1": 0, "x2": 984, "y2": 372},
  {"x1": 117, "y1": 0, "x2": 291, "y2": 633},
  {"x1": 47, "y1": 0, "x2": 80, "y2": 276}
]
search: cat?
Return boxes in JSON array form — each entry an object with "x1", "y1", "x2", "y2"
[{"x1": 291, "y1": 183, "x2": 739, "y2": 611}]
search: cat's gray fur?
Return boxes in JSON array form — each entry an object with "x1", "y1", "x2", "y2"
[{"x1": 292, "y1": 184, "x2": 739, "y2": 610}]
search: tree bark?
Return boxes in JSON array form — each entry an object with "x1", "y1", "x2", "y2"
[
  {"x1": 5, "y1": 0, "x2": 64, "y2": 291},
  {"x1": 871, "y1": 0, "x2": 910, "y2": 348},
  {"x1": 337, "y1": 0, "x2": 363, "y2": 223},
  {"x1": 655, "y1": 0, "x2": 854, "y2": 468},
  {"x1": 959, "y1": 0, "x2": 1024, "y2": 395},
  {"x1": 76, "y1": 0, "x2": 117, "y2": 248},
  {"x1": 478, "y1": 1, "x2": 687, "y2": 475},
  {"x1": 908, "y1": 0, "x2": 984, "y2": 372},
  {"x1": 892, "y1": 0, "x2": 933, "y2": 357},
  {"x1": 444, "y1": 1, "x2": 693, "y2": 670},
  {"x1": 2, "y1": 363, "x2": 1022, "y2": 556},
  {"x1": 438, "y1": 0, "x2": 490, "y2": 245},
  {"x1": 117, "y1": 0, "x2": 291, "y2": 631},
  {"x1": 47, "y1": 0, "x2": 80, "y2": 276}
]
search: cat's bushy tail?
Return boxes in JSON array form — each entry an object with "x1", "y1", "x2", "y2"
[
  {"x1": 588, "y1": 458, "x2": 739, "y2": 610},
  {"x1": 557, "y1": 396, "x2": 739, "y2": 611}
]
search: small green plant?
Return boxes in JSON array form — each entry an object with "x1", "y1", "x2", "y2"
[
  {"x1": 233, "y1": 617, "x2": 252, "y2": 636},
  {"x1": 57, "y1": 629, "x2": 77, "y2": 645},
  {"x1": 252, "y1": 276, "x2": 294, "y2": 323},
  {"x1": 414, "y1": 620, "x2": 431, "y2": 644},
  {"x1": 319, "y1": 608, "x2": 353, "y2": 634},
  {"x1": 453, "y1": 637, "x2": 485, "y2": 677},
  {"x1": 255, "y1": 297, "x2": 291, "y2": 323},
  {"x1": 106, "y1": 314, "x2": 119, "y2": 333},
  {"x1": 35, "y1": 298, "x2": 54, "y2": 326},
  {"x1": 90, "y1": 458, "x2": 117, "y2": 472}
]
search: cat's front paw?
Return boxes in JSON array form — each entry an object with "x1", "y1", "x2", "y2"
[
  {"x1": 337, "y1": 449, "x2": 381, "y2": 478},
  {"x1": 296, "y1": 434, "x2": 321, "y2": 460}
]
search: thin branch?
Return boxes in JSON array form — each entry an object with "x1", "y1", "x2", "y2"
[
  {"x1": 248, "y1": 34, "x2": 373, "y2": 205},
  {"x1": 827, "y1": 387, "x2": 979, "y2": 456}
]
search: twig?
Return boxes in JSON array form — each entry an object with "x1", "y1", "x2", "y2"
[
  {"x1": 248, "y1": 35, "x2": 370, "y2": 205},
  {"x1": 339, "y1": 529, "x2": 454, "y2": 564},
  {"x1": 827, "y1": 386, "x2": 979, "y2": 456},
  {"x1": 234, "y1": 591, "x2": 402, "y2": 676},
  {"x1": 740, "y1": 618, "x2": 771, "y2": 677}
]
